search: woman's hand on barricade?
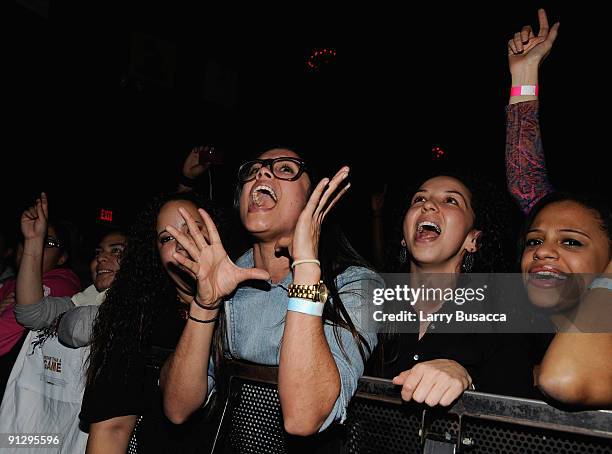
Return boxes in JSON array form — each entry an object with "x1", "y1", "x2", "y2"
[{"x1": 392, "y1": 359, "x2": 472, "y2": 407}]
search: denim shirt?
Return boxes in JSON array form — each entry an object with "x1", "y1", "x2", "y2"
[{"x1": 211, "y1": 248, "x2": 381, "y2": 431}]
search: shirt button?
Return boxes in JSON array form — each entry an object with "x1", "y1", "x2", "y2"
[{"x1": 413, "y1": 354, "x2": 419, "y2": 361}]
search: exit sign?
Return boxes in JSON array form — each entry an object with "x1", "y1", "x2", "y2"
[{"x1": 99, "y1": 209, "x2": 113, "y2": 222}]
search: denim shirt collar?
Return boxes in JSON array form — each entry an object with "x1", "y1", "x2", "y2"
[{"x1": 235, "y1": 248, "x2": 293, "y2": 288}]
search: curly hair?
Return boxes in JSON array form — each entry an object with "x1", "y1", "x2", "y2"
[
  {"x1": 386, "y1": 168, "x2": 517, "y2": 273},
  {"x1": 86, "y1": 191, "x2": 225, "y2": 388}
]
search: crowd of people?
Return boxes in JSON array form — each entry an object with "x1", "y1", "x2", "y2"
[{"x1": 0, "y1": 9, "x2": 610, "y2": 453}]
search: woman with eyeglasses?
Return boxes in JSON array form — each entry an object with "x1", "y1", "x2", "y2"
[
  {"x1": 0, "y1": 194, "x2": 80, "y2": 400},
  {"x1": 161, "y1": 147, "x2": 382, "y2": 437}
]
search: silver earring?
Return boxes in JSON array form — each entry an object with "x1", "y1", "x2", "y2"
[{"x1": 399, "y1": 246, "x2": 408, "y2": 264}]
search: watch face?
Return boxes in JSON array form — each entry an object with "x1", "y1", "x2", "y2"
[{"x1": 319, "y1": 283, "x2": 329, "y2": 303}]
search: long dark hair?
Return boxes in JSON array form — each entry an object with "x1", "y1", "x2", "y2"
[
  {"x1": 373, "y1": 168, "x2": 517, "y2": 374},
  {"x1": 86, "y1": 191, "x2": 224, "y2": 388},
  {"x1": 222, "y1": 146, "x2": 376, "y2": 370},
  {"x1": 387, "y1": 168, "x2": 516, "y2": 273}
]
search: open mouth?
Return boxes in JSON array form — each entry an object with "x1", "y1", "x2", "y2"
[
  {"x1": 416, "y1": 220, "x2": 442, "y2": 241},
  {"x1": 168, "y1": 263, "x2": 197, "y2": 289},
  {"x1": 528, "y1": 269, "x2": 568, "y2": 288},
  {"x1": 96, "y1": 269, "x2": 115, "y2": 277},
  {"x1": 251, "y1": 184, "x2": 278, "y2": 209}
]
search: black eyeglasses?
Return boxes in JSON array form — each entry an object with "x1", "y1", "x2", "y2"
[
  {"x1": 45, "y1": 236, "x2": 61, "y2": 249},
  {"x1": 238, "y1": 158, "x2": 307, "y2": 183}
]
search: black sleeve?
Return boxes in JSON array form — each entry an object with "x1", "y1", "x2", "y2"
[
  {"x1": 471, "y1": 333, "x2": 538, "y2": 399},
  {"x1": 80, "y1": 353, "x2": 148, "y2": 424}
]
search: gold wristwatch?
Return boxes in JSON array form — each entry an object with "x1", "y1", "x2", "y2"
[{"x1": 287, "y1": 280, "x2": 329, "y2": 303}]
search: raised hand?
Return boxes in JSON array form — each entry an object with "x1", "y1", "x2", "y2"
[
  {"x1": 508, "y1": 9, "x2": 560, "y2": 78},
  {"x1": 288, "y1": 166, "x2": 351, "y2": 261},
  {"x1": 182, "y1": 146, "x2": 212, "y2": 180},
  {"x1": 166, "y1": 207, "x2": 270, "y2": 307},
  {"x1": 21, "y1": 192, "x2": 49, "y2": 241}
]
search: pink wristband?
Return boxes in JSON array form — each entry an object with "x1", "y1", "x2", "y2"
[{"x1": 510, "y1": 85, "x2": 539, "y2": 97}]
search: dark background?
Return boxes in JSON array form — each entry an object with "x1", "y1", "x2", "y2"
[{"x1": 3, "y1": 1, "x2": 608, "y2": 265}]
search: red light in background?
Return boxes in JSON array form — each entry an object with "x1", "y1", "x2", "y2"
[
  {"x1": 99, "y1": 209, "x2": 113, "y2": 222},
  {"x1": 432, "y1": 146, "x2": 446, "y2": 160},
  {"x1": 306, "y1": 48, "x2": 337, "y2": 71}
]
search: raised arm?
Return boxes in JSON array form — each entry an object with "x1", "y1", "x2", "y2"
[
  {"x1": 15, "y1": 193, "x2": 75, "y2": 329},
  {"x1": 278, "y1": 167, "x2": 368, "y2": 435},
  {"x1": 505, "y1": 9, "x2": 559, "y2": 214},
  {"x1": 160, "y1": 207, "x2": 269, "y2": 423},
  {"x1": 177, "y1": 146, "x2": 212, "y2": 193},
  {"x1": 15, "y1": 194, "x2": 48, "y2": 308}
]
